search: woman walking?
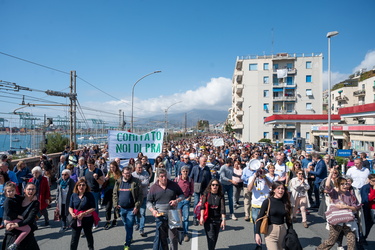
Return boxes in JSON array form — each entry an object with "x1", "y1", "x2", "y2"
[
  {"x1": 56, "y1": 169, "x2": 76, "y2": 233},
  {"x1": 69, "y1": 179, "x2": 97, "y2": 250},
  {"x1": 316, "y1": 168, "x2": 361, "y2": 250},
  {"x1": 102, "y1": 161, "x2": 121, "y2": 230},
  {"x1": 290, "y1": 169, "x2": 310, "y2": 228},
  {"x1": 3, "y1": 183, "x2": 40, "y2": 250},
  {"x1": 255, "y1": 181, "x2": 292, "y2": 250},
  {"x1": 28, "y1": 166, "x2": 50, "y2": 226},
  {"x1": 199, "y1": 179, "x2": 226, "y2": 250}
]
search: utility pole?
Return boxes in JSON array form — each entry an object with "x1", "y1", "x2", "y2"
[{"x1": 70, "y1": 71, "x2": 77, "y2": 149}]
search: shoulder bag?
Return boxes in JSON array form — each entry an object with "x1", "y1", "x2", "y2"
[
  {"x1": 325, "y1": 196, "x2": 355, "y2": 225},
  {"x1": 255, "y1": 198, "x2": 271, "y2": 234}
]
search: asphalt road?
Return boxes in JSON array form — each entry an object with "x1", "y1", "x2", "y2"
[{"x1": 1, "y1": 197, "x2": 374, "y2": 250}]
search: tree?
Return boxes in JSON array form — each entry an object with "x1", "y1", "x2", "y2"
[
  {"x1": 258, "y1": 138, "x2": 271, "y2": 143},
  {"x1": 224, "y1": 123, "x2": 234, "y2": 134},
  {"x1": 197, "y1": 120, "x2": 209, "y2": 132},
  {"x1": 44, "y1": 133, "x2": 69, "y2": 154}
]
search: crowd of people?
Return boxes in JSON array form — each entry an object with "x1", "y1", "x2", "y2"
[{"x1": 0, "y1": 136, "x2": 375, "y2": 250}]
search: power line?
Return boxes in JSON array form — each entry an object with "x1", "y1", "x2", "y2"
[{"x1": 0, "y1": 51, "x2": 135, "y2": 106}]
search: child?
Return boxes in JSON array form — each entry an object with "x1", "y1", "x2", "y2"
[{"x1": 3, "y1": 182, "x2": 31, "y2": 250}]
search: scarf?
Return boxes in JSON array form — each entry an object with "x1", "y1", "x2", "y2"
[
  {"x1": 33, "y1": 175, "x2": 43, "y2": 196},
  {"x1": 60, "y1": 178, "x2": 70, "y2": 189}
]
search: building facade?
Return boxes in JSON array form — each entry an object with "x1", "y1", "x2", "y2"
[
  {"x1": 228, "y1": 53, "x2": 323, "y2": 143},
  {"x1": 311, "y1": 70, "x2": 375, "y2": 153}
]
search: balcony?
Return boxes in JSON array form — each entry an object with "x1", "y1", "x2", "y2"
[
  {"x1": 236, "y1": 75, "x2": 243, "y2": 83},
  {"x1": 273, "y1": 110, "x2": 297, "y2": 114},
  {"x1": 236, "y1": 110, "x2": 244, "y2": 117},
  {"x1": 273, "y1": 96, "x2": 297, "y2": 101},
  {"x1": 353, "y1": 90, "x2": 366, "y2": 97},
  {"x1": 353, "y1": 101, "x2": 365, "y2": 106},
  {"x1": 273, "y1": 82, "x2": 297, "y2": 88},
  {"x1": 335, "y1": 95, "x2": 348, "y2": 101},
  {"x1": 232, "y1": 124, "x2": 244, "y2": 129},
  {"x1": 272, "y1": 68, "x2": 297, "y2": 74},
  {"x1": 236, "y1": 97, "x2": 244, "y2": 106},
  {"x1": 236, "y1": 84, "x2": 244, "y2": 94},
  {"x1": 236, "y1": 61, "x2": 243, "y2": 71}
]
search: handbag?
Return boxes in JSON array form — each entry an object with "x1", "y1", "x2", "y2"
[
  {"x1": 255, "y1": 198, "x2": 271, "y2": 235},
  {"x1": 194, "y1": 182, "x2": 202, "y2": 193},
  {"x1": 325, "y1": 204, "x2": 354, "y2": 225},
  {"x1": 193, "y1": 193, "x2": 210, "y2": 223},
  {"x1": 54, "y1": 207, "x2": 60, "y2": 221},
  {"x1": 67, "y1": 196, "x2": 84, "y2": 227}
]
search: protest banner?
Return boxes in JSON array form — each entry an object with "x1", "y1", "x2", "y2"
[
  {"x1": 108, "y1": 129, "x2": 164, "y2": 159},
  {"x1": 212, "y1": 138, "x2": 224, "y2": 147}
]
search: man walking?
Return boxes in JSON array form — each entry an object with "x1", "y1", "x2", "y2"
[
  {"x1": 113, "y1": 166, "x2": 143, "y2": 250},
  {"x1": 189, "y1": 156, "x2": 212, "y2": 226},
  {"x1": 132, "y1": 162, "x2": 149, "y2": 237},
  {"x1": 306, "y1": 152, "x2": 327, "y2": 208},
  {"x1": 219, "y1": 158, "x2": 238, "y2": 220},
  {"x1": 346, "y1": 158, "x2": 370, "y2": 189},
  {"x1": 147, "y1": 168, "x2": 184, "y2": 250}
]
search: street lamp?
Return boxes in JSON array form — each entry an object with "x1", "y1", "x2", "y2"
[
  {"x1": 327, "y1": 31, "x2": 339, "y2": 155},
  {"x1": 164, "y1": 101, "x2": 182, "y2": 139},
  {"x1": 131, "y1": 71, "x2": 161, "y2": 132},
  {"x1": 248, "y1": 105, "x2": 251, "y2": 143}
]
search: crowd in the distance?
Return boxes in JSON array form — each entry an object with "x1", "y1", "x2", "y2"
[{"x1": 0, "y1": 136, "x2": 375, "y2": 250}]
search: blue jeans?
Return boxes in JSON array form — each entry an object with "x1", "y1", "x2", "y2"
[
  {"x1": 251, "y1": 207, "x2": 261, "y2": 234},
  {"x1": 177, "y1": 199, "x2": 190, "y2": 234},
  {"x1": 314, "y1": 182, "x2": 321, "y2": 207},
  {"x1": 135, "y1": 197, "x2": 147, "y2": 231},
  {"x1": 153, "y1": 216, "x2": 179, "y2": 250},
  {"x1": 222, "y1": 184, "x2": 234, "y2": 214},
  {"x1": 193, "y1": 193, "x2": 201, "y2": 219},
  {"x1": 120, "y1": 207, "x2": 135, "y2": 247},
  {"x1": 91, "y1": 191, "x2": 100, "y2": 215}
]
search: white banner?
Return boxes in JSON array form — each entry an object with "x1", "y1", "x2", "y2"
[
  {"x1": 212, "y1": 138, "x2": 224, "y2": 147},
  {"x1": 108, "y1": 129, "x2": 164, "y2": 159}
]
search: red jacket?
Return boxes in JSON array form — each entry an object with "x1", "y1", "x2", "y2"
[{"x1": 29, "y1": 176, "x2": 50, "y2": 210}]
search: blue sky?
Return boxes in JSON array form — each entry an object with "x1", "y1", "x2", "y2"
[{"x1": 1, "y1": 0, "x2": 374, "y2": 126}]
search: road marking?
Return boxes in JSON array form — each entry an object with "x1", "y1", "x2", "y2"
[{"x1": 192, "y1": 230, "x2": 198, "y2": 250}]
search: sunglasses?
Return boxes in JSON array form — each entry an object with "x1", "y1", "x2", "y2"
[{"x1": 211, "y1": 184, "x2": 219, "y2": 187}]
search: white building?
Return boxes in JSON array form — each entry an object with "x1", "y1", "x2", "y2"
[{"x1": 229, "y1": 52, "x2": 323, "y2": 143}]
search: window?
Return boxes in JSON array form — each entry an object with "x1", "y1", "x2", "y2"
[
  {"x1": 274, "y1": 132, "x2": 279, "y2": 140},
  {"x1": 306, "y1": 103, "x2": 312, "y2": 110},
  {"x1": 287, "y1": 63, "x2": 293, "y2": 69},
  {"x1": 249, "y1": 64, "x2": 258, "y2": 71},
  {"x1": 263, "y1": 132, "x2": 269, "y2": 139},
  {"x1": 263, "y1": 63, "x2": 269, "y2": 70},
  {"x1": 263, "y1": 103, "x2": 269, "y2": 111},
  {"x1": 306, "y1": 61, "x2": 312, "y2": 69},
  {"x1": 286, "y1": 131, "x2": 294, "y2": 139},
  {"x1": 273, "y1": 64, "x2": 278, "y2": 70},
  {"x1": 286, "y1": 103, "x2": 295, "y2": 112},
  {"x1": 306, "y1": 75, "x2": 312, "y2": 83},
  {"x1": 362, "y1": 84, "x2": 365, "y2": 90},
  {"x1": 273, "y1": 75, "x2": 278, "y2": 85},
  {"x1": 263, "y1": 76, "x2": 269, "y2": 84},
  {"x1": 263, "y1": 90, "x2": 269, "y2": 97},
  {"x1": 306, "y1": 132, "x2": 310, "y2": 140},
  {"x1": 306, "y1": 89, "x2": 313, "y2": 96},
  {"x1": 286, "y1": 76, "x2": 293, "y2": 85}
]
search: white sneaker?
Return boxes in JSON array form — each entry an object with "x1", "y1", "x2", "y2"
[
  {"x1": 231, "y1": 214, "x2": 238, "y2": 221},
  {"x1": 337, "y1": 247, "x2": 344, "y2": 250}
]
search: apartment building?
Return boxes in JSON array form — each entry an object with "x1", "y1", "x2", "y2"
[
  {"x1": 228, "y1": 53, "x2": 323, "y2": 143},
  {"x1": 311, "y1": 69, "x2": 375, "y2": 152}
]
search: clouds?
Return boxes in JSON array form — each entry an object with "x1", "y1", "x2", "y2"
[
  {"x1": 322, "y1": 50, "x2": 375, "y2": 90},
  {"x1": 100, "y1": 77, "x2": 232, "y2": 119},
  {"x1": 353, "y1": 50, "x2": 375, "y2": 73}
]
